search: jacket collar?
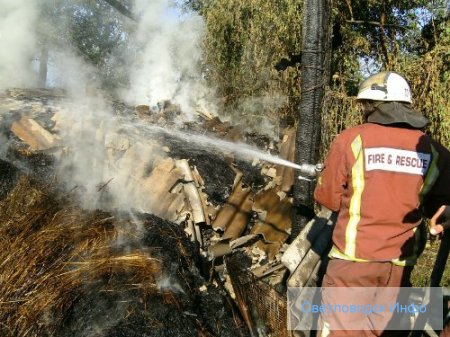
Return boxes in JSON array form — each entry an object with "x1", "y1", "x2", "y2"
[{"x1": 367, "y1": 102, "x2": 429, "y2": 129}]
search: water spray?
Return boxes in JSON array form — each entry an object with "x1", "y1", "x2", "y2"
[{"x1": 121, "y1": 120, "x2": 323, "y2": 181}]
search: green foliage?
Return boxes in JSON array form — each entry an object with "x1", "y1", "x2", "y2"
[
  {"x1": 320, "y1": 89, "x2": 362, "y2": 160},
  {"x1": 197, "y1": 0, "x2": 449, "y2": 149},
  {"x1": 202, "y1": 0, "x2": 303, "y2": 129},
  {"x1": 67, "y1": 1, "x2": 133, "y2": 89},
  {"x1": 37, "y1": 0, "x2": 134, "y2": 91},
  {"x1": 330, "y1": 0, "x2": 430, "y2": 93},
  {"x1": 322, "y1": 1, "x2": 450, "y2": 152},
  {"x1": 179, "y1": 0, "x2": 211, "y2": 14},
  {"x1": 398, "y1": 19, "x2": 450, "y2": 148}
]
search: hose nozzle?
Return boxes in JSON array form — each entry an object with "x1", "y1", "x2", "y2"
[{"x1": 297, "y1": 163, "x2": 324, "y2": 181}]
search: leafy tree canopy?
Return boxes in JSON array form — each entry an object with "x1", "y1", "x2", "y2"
[
  {"x1": 188, "y1": 0, "x2": 449, "y2": 147},
  {"x1": 37, "y1": 0, "x2": 135, "y2": 90}
]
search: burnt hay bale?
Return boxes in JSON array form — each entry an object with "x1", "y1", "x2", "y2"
[
  {"x1": 0, "y1": 177, "x2": 247, "y2": 337},
  {"x1": 0, "y1": 159, "x2": 20, "y2": 200}
]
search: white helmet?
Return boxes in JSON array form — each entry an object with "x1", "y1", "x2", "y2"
[{"x1": 356, "y1": 71, "x2": 412, "y2": 104}]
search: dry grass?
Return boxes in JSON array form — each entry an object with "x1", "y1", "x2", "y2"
[
  {"x1": 0, "y1": 176, "x2": 161, "y2": 337},
  {"x1": 412, "y1": 238, "x2": 450, "y2": 287}
]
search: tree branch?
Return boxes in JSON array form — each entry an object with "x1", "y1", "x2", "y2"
[
  {"x1": 344, "y1": 0, "x2": 354, "y2": 20},
  {"x1": 378, "y1": 11, "x2": 391, "y2": 68},
  {"x1": 345, "y1": 19, "x2": 407, "y2": 31},
  {"x1": 102, "y1": 0, "x2": 136, "y2": 21}
]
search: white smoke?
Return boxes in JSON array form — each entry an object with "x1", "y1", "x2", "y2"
[
  {"x1": 0, "y1": 0, "x2": 38, "y2": 91},
  {"x1": 222, "y1": 95, "x2": 287, "y2": 139},
  {"x1": 0, "y1": 0, "x2": 218, "y2": 211},
  {"x1": 157, "y1": 275, "x2": 185, "y2": 293},
  {"x1": 50, "y1": 52, "x2": 167, "y2": 212},
  {"x1": 50, "y1": 49, "x2": 100, "y2": 98},
  {"x1": 54, "y1": 99, "x2": 113, "y2": 210},
  {"x1": 123, "y1": 0, "x2": 217, "y2": 119},
  {"x1": 38, "y1": 0, "x2": 215, "y2": 212}
]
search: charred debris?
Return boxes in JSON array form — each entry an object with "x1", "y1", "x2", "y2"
[{"x1": 0, "y1": 89, "x2": 330, "y2": 337}]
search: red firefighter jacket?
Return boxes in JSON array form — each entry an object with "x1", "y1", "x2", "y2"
[{"x1": 314, "y1": 123, "x2": 450, "y2": 266}]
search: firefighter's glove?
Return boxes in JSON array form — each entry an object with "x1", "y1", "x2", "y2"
[{"x1": 430, "y1": 205, "x2": 450, "y2": 236}]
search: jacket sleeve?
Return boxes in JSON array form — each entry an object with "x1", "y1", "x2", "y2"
[
  {"x1": 421, "y1": 141, "x2": 450, "y2": 218},
  {"x1": 314, "y1": 134, "x2": 349, "y2": 212}
]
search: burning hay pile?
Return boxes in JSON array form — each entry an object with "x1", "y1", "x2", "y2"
[{"x1": 0, "y1": 174, "x2": 248, "y2": 337}]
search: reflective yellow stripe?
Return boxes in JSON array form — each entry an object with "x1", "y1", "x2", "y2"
[
  {"x1": 344, "y1": 135, "x2": 365, "y2": 258},
  {"x1": 330, "y1": 244, "x2": 417, "y2": 266},
  {"x1": 391, "y1": 225, "x2": 424, "y2": 266},
  {"x1": 329, "y1": 245, "x2": 370, "y2": 262}
]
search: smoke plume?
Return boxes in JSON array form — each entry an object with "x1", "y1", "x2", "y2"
[
  {"x1": 124, "y1": 0, "x2": 217, "y2": 119},
  {"x1": 0, "y1": 0, "x2": 219, "y2": 211},
  {"x1": 0, "y1": 0, "x2": 38, "y2": 91}
]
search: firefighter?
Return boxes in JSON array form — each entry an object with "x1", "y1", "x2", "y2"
[{"x1": 314, "y1": 71, "x2": 450, "y2": 336}]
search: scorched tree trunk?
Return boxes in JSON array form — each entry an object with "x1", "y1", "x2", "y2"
[{"x1": 293, "y1": 0, "x2": 332, "y2": 237}]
